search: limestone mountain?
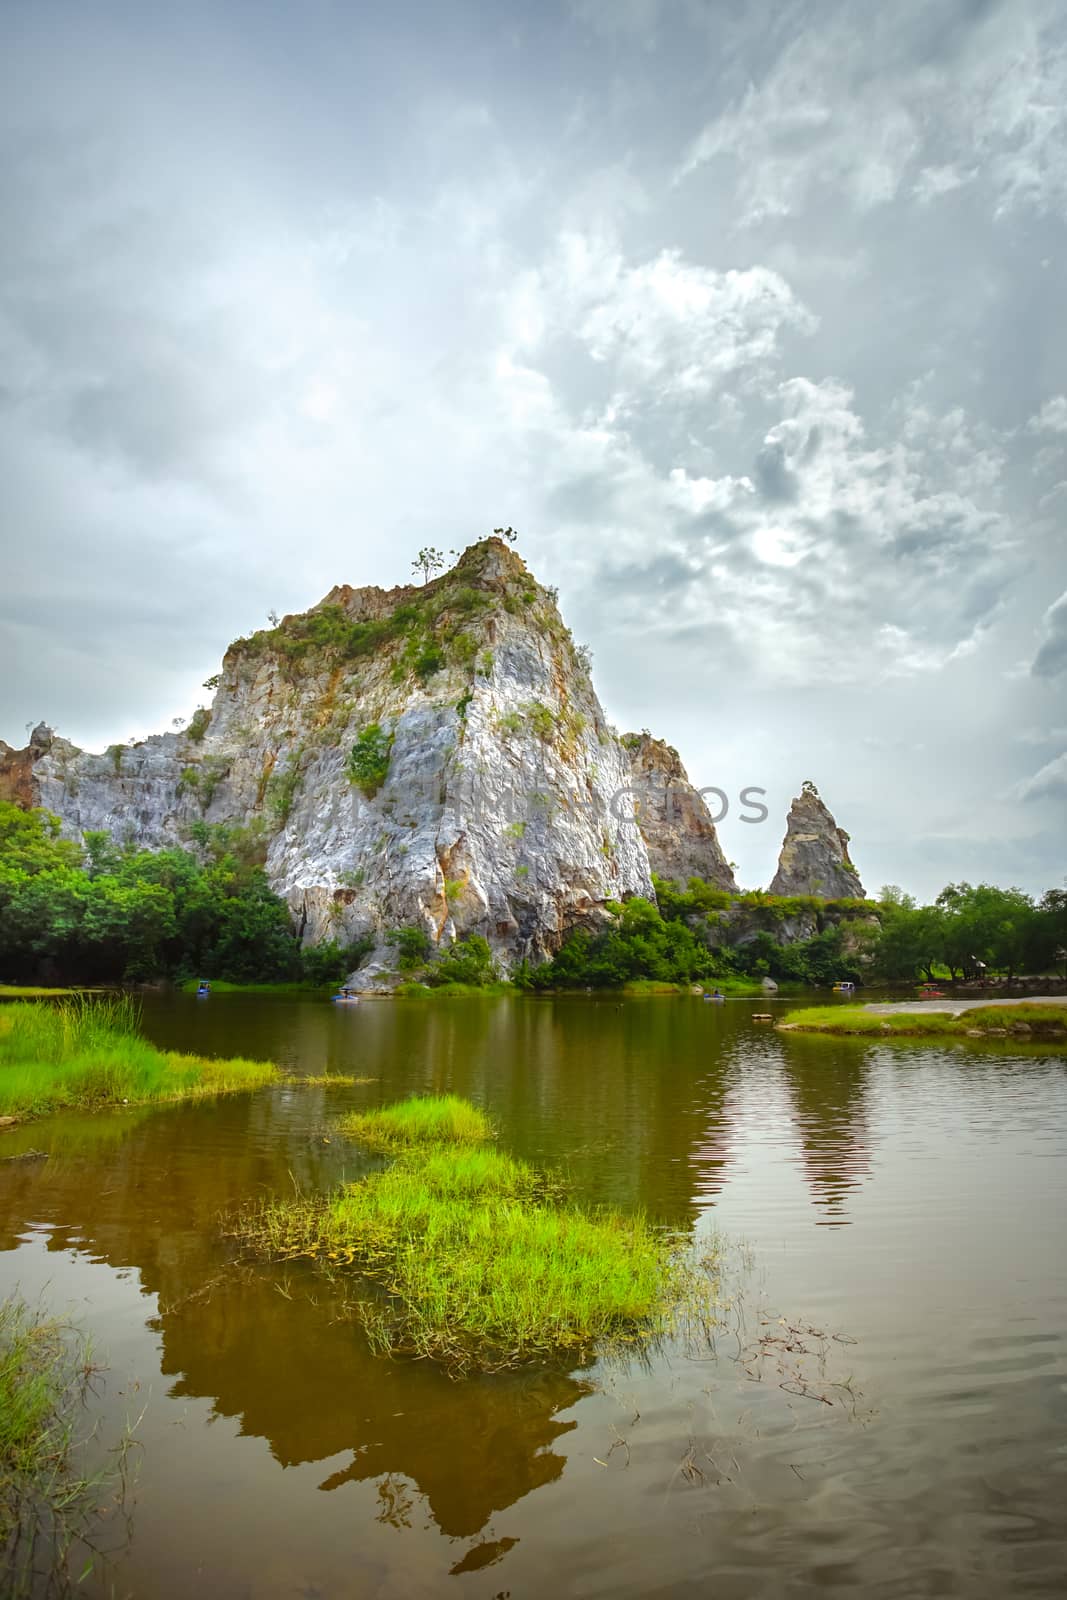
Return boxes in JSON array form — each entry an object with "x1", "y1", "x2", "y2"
[
  {"x1": 0, "y1": 539, "x2": 734, "y2": 978},
  {"x1": 769, "y1": 781, "x2": 864, "y2": 899},
  {"x1": 622, "y1": 732, "x2": 738, "y2": 892}
]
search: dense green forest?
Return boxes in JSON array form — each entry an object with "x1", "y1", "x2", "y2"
[
  {"x1": 2, "y1": 802, "x2": 1063, "y2": 990},
  {"x1": 0, "y1": 803, "x2": 362, "y2": 985},
  {"x1": 521, "y1": 876, "x2": 1066, "y2": 990}
]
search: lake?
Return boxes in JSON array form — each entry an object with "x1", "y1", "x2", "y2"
[{"x1": 1, "y1": 993, "x2": 1065, "y2": 1597}]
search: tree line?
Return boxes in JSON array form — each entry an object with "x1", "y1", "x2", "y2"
[
  {"x1": 3, "y1": 801, "x2": 1063, "y2": 990},
  {"x1": 0, "y1": 804, "x2": 362, "y2": 986}
]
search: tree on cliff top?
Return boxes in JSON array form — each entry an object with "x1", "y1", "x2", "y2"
[{"x1": 412, "y1": 546, "x2": 445, "y2": 584}]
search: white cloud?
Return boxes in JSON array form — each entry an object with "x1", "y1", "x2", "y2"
[
  {"x1": 493, "y1": 310, "x2": 1015, "y2": 688},
  {"x1": 677, "y1": 1, "x2": 1067, "y2": 224},
  {"x1": 1031, "y1": 591, "x2": 1067, "y2": 678},
  {"x1": 1018, "y1": 750, "x2": 1067, "y2": 801},
  {"x1": 1027, "y1": 396, "x2": 1067, "y2": 434},
  {"x1": 913, "y1": 163, "x2": 973, "y2": 204},
  {"x1": 510, "y1": 238, "x2": 817, "y2": 401}
]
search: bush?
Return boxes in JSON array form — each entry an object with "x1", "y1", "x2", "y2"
[
  {"x1": 413, "y1": 644, "x2": 446, "y2": 682},
  {"x1": 429, "y1": 934, "x2": 497, "y2": 987},
  {"x1": 266, "y1": 750, "x2": 305, "y2": 823},
  {"x1": 300, "y1": 935, "x2": 375, "y2": 986},
  {"x1": 346, "y1": 724, "x2": 394, "y2": 796},
  {"x1": 186, "y1": 708, "x2": 211, "y2": 743},
  {"x1": 532, "y1": 897, "x2": 718, "y2": 989},
  {"x1": 388, "y1": 925, "x2": 434, "y2": 971}
]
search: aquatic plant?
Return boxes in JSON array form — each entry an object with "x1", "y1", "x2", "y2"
[
  {"x1": 231, "y1": 1095, "x2": 704, "y2": 1370},
  {"x1": 0, "y1": 1294, "x2": 136, "y2": 1596},
  {"x1": 0, "y1": 997, "x2": 278, "y2": 1121},
  {"x1": 336, "y1": 1093, "x2": 493, "y2": 1150}
]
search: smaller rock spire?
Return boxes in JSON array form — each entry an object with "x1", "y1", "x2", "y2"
[{"x1": 769, "y1": 782, "x2": 864, "y2": 898}]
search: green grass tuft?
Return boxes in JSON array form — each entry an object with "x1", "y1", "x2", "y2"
[
  {"x1": 336, "y1": 1093, "x2": 493, "y2": 1150},
  {"x1": 0, "y1": 997, "x2": 278, "y2": 1121}
]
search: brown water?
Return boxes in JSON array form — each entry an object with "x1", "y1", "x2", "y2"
[{"x1": 1, "y1": 994, "x2": 1065, "y2": 1598}]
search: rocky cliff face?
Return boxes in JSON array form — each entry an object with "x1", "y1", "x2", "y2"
[
  {"x1": 622, "y1": 733, "x2": 737, "y2": 892},
  {"x1": 5, "y1": 540, "x2": 662, "y2": 978},
  {"x1": 768, "y1": 782, "x2": 864, "y2": 899}
]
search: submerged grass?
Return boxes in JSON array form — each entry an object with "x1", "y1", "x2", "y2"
[
  {"x1": 0, "y1": 997, "x2": 278, "y2": 1121},
  {"x1": 780, "y1": 1001, "x2": 1067, "y2": 1041},
  {"x1": 335, "y1": 1093, "x2": 494, "y2": 1150},
  {"x1": 301, "y1": 1072, "x2": 357, "y2": 1088},
  {"x1": 232, "y1": 1095, "x2": 699, "y2": 1370},
  {"x1": 1, "y1": 1294, "x2": 135, "y2": 1596}
]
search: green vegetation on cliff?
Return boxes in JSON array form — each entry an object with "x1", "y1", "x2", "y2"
[
  {"x1": 526, "y1": 880, "x2": 874, "y2": 990},
  {"x1": 0, "y1": 996, "x2": 278, "y2": 1121},
  {"x1": 225, "y1": 542, "x2": 512, "y2": 691}
]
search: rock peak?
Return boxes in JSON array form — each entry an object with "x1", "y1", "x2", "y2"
[
  {"x1": 769, "y1": 782, "x2": 864, "y2": 899},
  {"x1": 622, "y1": 731, "x2": 738, "y2": 892},
  {"x1": 318, "y1": 538, "x2": 531, "y2": 620}
]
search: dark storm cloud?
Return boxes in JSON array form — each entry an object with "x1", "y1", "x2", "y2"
[{"x1": 1, "y1": 0, "x2": 1065, "y2": 893}]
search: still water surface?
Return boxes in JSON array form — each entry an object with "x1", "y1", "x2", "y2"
[{"x1": 1, "y1": 994, "x2": 1065, "y2": 1597}]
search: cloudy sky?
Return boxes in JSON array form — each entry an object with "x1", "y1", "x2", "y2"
[{"x1": 2, "y1": 0, "x2": 1065, "y2": 899}]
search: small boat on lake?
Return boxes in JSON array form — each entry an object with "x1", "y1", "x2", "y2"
[
  {"x1": 331, "y1": 988, "x2": 360, "y2": 1004},
  {"x1": 196, "y1": 982, "x2": 211, "y2": 998},
  {"x1": 703, "y1": 990, "x2": 725, "y2": 1002}
]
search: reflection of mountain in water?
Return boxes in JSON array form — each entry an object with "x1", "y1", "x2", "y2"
[
  {"x1": 687, "y1": 1065, "x2": 740, "y2": 1205},
  {"x1": 163, "y1": 1275, "x2": 589, "y2": 1538},
  {"x1": 779, "y1": 1039, "x2": 874, "y2": 1225}
]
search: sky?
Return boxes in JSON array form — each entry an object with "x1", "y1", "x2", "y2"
[{"x1": 1, "y1": 0, "x2": 1065, "y2": 900}]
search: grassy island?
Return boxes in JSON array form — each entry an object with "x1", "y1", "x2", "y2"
[
  {"x1": 0, "y1": 997, "x2": 278, "y2": 1122},
  {"x1": 233, "y1": 1094, "x2": 703, "y2": 1370},
  {"x1": 779, "y1": 1002, "x2": 1067, "y2": 1042}
]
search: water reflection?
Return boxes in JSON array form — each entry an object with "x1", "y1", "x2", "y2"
[
  {"x1": 778, "y1": 1037, "x2": 874, "y2": 1224},
  {"x1": 0, "y1": 994, "x2": 1065, "y2": 1598},
  {"x1": 161, "y1": 1275, "x2": 591, "y2": 1539}
]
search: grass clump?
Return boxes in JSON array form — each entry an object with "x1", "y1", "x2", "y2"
[
  {"x1": 965, "y1": 1004, "x2": 1067, "y2": 1032},
  {"x1": 1, "y1": 1295, "x2": 133, "y2": 1595},
  {"x1": 779, "y1": 1005, "x2": 957, "y2": 1036},
  {"x1": 231, "y1": 1095, "x2": 696, "y2": 1370},
  {"x1": 0, "y1": 997, "x2": 278, "y2": 1121},
  {"x1": 336, "y1": 1093, "x2": 493, "y2": 1151}
]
